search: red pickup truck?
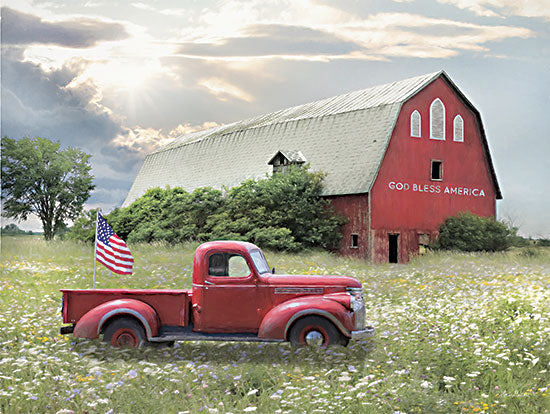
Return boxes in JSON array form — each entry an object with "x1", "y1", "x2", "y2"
[{"x1": 60, "y1": 241, "x2": 374, "y2": 347}]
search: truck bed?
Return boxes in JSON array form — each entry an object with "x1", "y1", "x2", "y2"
[{"x1": 61, "y1": 289, "x2": 191, "y2": 327}]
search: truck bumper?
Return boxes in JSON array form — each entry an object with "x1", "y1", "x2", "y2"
[{"x1": 351, "y1": 326, "x2": 375, "y2": 340}]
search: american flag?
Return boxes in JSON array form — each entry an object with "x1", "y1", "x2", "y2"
[{"x1": 95, "y1": 212, "x2": 133, "y2": 275}]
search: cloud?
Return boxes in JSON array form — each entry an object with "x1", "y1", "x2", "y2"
[
  {"x1": 0, "y1": 6, "x2": 128, "y2": 48},
  {"x1": 172, "y1": 1, "x2": 534, "y2": 61},
  {"x1": 1, "y1": 46, "x2": 223, "y2": 208},
  {"x1": 1, "y1": 46, "x2": 134, "y2": 208},
  {"x1": 436, "y1": 0, "x2": 550, "y2": 20},
  {"x1": 346, "y1": 13, "x2": 534, "y2": 58},
  {"x1": 131, "y1": 2, "x2": 188, "y2": 17},
  {"x1": 198, "y1": 78, "x2": 255, "y2": 102},
  {"x1": 111, "y1": 122, "x2": 221, "y2": 155},
  {"x1": 177, "y1": 24, "x2": 359, "y2": 58},
  {"x1": 1, "y1": 48, "x2": 121, "y2": 148}
]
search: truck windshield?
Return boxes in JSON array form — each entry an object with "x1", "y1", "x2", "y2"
[{"x1": 250, "y1": 250, "x2": 270, "y2": 274}]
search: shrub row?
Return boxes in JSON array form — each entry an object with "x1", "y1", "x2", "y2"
[
  {"x1": 67, "y1": 166, "x2": 346, "y2": 251},
  {"x1": 434, "y1": 212, "x2": 515, "y2": 252}
]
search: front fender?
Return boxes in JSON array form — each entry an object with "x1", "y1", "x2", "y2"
[
  {"x1": 73, "y1": 299, "x2": 159, "y2": 340},
  {"x1": 258, "y1": 296, "x2": 354, "y2": 340}
]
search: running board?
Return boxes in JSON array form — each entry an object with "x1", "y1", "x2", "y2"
[{"x1": 149, "y1": 326, "x2": 284, "y2": 343}]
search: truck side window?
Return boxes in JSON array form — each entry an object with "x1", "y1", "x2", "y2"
[
  {"x1": 209, "y1": 253, "x2": 227, "y2": 276},
  {"x1": 208, "y1": 253, "x2": 251, "y2": 277}
]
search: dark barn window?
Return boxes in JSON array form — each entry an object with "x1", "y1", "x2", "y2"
[
  {"x1": 431, "y1": 160, "x2": 443, "y2": 181},
  {"x1": 351, "y1": 234, "x2": 359, "y2": 248}
]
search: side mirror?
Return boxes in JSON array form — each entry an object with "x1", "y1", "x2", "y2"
[{"x1": 271, "y1": 267, "x2": 275, "y2": 274}]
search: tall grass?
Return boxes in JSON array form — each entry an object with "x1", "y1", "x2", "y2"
[{"x1": 1, "y1": 236, "x2": 549, "y2": 413}]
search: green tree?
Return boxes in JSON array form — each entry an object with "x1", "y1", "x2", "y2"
[
  {"x1": 63, "y1": 209, "x2": 98, "y2": 243},
  {"x1": 1, "y1": 137, "x2": 95, "y2": 240}
]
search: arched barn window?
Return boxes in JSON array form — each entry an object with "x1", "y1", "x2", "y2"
[
  {"x1": 453, "y1": 115, "x2": 464, "y2": 142},
  {"x1": 410, "y1": 110, "x2": 421, "y2": 137},
  {"x1": 430, "y1": 98, "x2": 445, "y2": 140}
]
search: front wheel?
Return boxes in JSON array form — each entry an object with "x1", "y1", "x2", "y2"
[
  {"x1": 289, "y1": 316, "x2": 349, "y2": 347},
  {"x1": 103, "y1": 317, "x2": 147, "y2": 348}
]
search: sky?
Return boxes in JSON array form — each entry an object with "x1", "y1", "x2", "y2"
[{"x1": 1, "y1": 0, "x2": 549, "y2": 237}]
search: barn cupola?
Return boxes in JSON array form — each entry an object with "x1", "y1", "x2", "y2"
[{"x1": 268, "y1": 150, "x2": 307, "y2": 174}]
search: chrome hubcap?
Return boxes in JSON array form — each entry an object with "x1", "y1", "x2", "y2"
[{"x1": 305, "y1": 330, "x2": 324, "y2": 347}]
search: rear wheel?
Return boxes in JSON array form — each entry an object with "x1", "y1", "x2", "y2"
[
  {"x1": 103, "y1": 317, "x2": 147, "y2": 348},
  {"x1": 289, "y1": 316, "x2": 348, "y2": 347}
]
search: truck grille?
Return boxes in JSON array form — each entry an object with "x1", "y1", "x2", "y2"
[{"x1": 354, "y1": 297, "x2": 366, "y2": 329}]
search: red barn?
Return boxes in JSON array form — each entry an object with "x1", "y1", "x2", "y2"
[{"x1": 124, "y1": 71, "x2": 501, "y2": 263}]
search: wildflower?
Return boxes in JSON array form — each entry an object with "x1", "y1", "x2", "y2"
[
  {"x1": 270, "y1": 390, "x2": 283, "y2": 399},
  {"x1": 243, "y1": 408, "x2": 257, "y2": 412}
]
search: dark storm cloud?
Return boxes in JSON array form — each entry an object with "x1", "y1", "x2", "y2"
[
  {"x1": 1, "y1": 46, "x2": 140, "y2": 209},
  {"x1": 1, "y1": 48, "x2": 122, "y2": 149},
  {"x1": 1, "y1": 7, "x2": 128, "y2": 48},
  {"x1": 177, "y1": 24, "x2": 359, "y2": 57}
]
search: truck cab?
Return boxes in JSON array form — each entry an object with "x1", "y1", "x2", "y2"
[{"x1": 60, "y1": 241, "x2": 374, "y2": 347}]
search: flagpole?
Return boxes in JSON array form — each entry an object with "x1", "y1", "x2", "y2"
[{"x1": 92, "y1": 210, "x2": 99, "y2": 289}]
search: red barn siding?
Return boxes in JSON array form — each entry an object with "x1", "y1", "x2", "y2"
[
  {"x1": 326, "y1": 194, "x2": 369, "y2": 259},
  {"x1": 370, "y1": 229, "x2": 439, "y2": 264},
  {"x1": 370, "y1": 77, "x2": 497, "y2": 263}
]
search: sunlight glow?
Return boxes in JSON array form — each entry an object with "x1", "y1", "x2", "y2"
[{"x1": 198, "y1": 78, "x2": 254, "y2": 102}]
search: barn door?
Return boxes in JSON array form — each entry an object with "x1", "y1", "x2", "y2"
[{"x1": 388, "y1": 234, "x2": 399, "y2": 263}]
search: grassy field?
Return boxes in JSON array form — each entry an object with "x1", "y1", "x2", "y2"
[{"x1": 0, "y1": 236, "x2": 549, "y2": 413}]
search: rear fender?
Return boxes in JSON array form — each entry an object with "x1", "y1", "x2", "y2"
[
  {"x1": 73, "y1": 299, "x2": 159, "y2": 340},
  {"x1": 258, "y1": 296, "x2": 354, "y2": 340}
]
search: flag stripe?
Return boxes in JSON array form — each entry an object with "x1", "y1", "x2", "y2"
[
  {"x1": 96, "y1": 247, "x2": 133, "y2": 266},
  {"x1": 110, "y1": 236, "x2": 131, "y2": 251},
  {"x1": 97, "y1": 256, "x2": 132, "y2": 274},
  {"x1": 96, "y1": 250, "x2": 133, "y2": 270},
  {"x1": 96, "y1": 250, "x2": 133, "y2": 271},
  {"x1": 97, "y1": 239, "x2": 133, "y2": 259}
]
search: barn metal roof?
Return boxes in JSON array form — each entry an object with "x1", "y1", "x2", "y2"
[
  {"x1": 152, "y1": 71, "x2": 440, "y2": 154},
  {"x1": 123, "y1": 71, "x2": 501, "y2": 207}
]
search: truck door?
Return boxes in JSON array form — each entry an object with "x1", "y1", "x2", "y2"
[{"x1": 194, "y1": 251, "x2": 268, "y2": 333}]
